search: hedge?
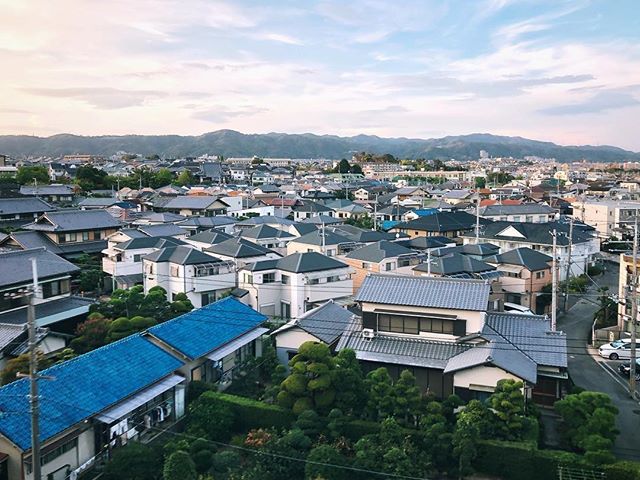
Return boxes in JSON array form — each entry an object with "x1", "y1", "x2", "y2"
[
  {"x1": 603, "y1": 461, "x2": 640, "y2": 480},
  {"x1": 199, "y1": 391, "x2": 294, "y2": 432},
  {"x1": 340, "y1": 419, "x2": 381, "y2": 441}
]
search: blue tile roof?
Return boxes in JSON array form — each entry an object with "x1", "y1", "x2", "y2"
[
  {"x1": 0, "y1": 334, "x2": 183, "y2": 451},
  {"x1": 147, "y1": 297, "x2": 267, "y2": 360}
]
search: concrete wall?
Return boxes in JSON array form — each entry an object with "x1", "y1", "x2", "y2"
[{"x1": 453, "y1": 365, "x2": 521, "y2": 390}]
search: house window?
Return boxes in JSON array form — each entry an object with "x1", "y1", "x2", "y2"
[
  {"x1": 93, "y1": 230, "x2": 103, "y2": 239},
  {"x1": 308, "y1": 278, "x2": 320, "y2": 285},
  {"x1": 326, "y1": 275, "x2": 341, "y2": 283},
  {"x1": 362, "y1": 262, "x2": 371, "y2": 270},
  {"x1": 263, "y1": 273, "x2": 276, "y2": 284},
  {"x1": 133, "y1": 254, "x2": 142, "y2": 262},
  {"x1": 281, "y1": 301, "x2": 291, "y2": 318},
  {"x1": 378, "y1": 313, "x2": 454, "y2": 335},
  {"x1": 170, "y1": 266, "x2": 180, "y2": 277},
  {"x1": 281, "y1": 274, "x2": 290, "y2": 284},
  {"x1": 82, "y1": 231, "x2": 90, "y2": 241},
  {"x1": 536, "y1": 271, "x2": 545, "y2": 279},
  {"x1": 384, "y1": 262, "x2": 394, "y2": 271},
  {"x1": 243, "y1": 273, "x2": 253, "y2": 284}
]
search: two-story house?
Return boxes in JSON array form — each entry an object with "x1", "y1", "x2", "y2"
[
  {"x1": 238, "y1": 252, "x2": 353, "y2": 318},
  {"x1": 0, "y1": 210, "x2": 122, "y2": 258},
  {"x1": 143, "y1": 246, "x2": 236, "y2": 308},
  {"x1": 479, "y1": 204, "x2": 557, "y2": 223},
  {"x1": 0, "y1": 197, "x2": 55, "y2": 228},
  {"x1": 19, "y1": 184, "x2": 76, "y2": 204},
  {"x1": 0, "y1": 248, "x2": 93, "y2": 331}
]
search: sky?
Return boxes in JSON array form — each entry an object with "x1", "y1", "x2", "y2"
[{"x1": 1, "y1": 0, "x2": 639, "y2": 150}]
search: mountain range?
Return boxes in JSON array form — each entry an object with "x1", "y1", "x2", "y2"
[{"x1": 0, "y1": 130, "x2": 638, "y2": 162}]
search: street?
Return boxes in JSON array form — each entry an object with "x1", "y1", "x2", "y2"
[{"x1": 558, "y1": 263, "x2": 640, "y2": 461}]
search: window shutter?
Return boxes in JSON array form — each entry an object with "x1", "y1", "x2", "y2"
[{"x1": 453, "y1": 320, "x2": 467, "y2": 337}]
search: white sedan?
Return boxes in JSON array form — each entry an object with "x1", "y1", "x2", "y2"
[{"x1": 599, "y1": 339, "x2": 634, "y2": 360}]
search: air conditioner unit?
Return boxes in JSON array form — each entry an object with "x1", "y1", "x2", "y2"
[{"x1": 362, "y1": 328, "x2": 375, "y2": 340}]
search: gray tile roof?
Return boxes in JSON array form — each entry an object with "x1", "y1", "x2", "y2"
[
  {"x1": 137, "y1": 224, "x2": 185, "y2": 237},
  {"x1": 346, "y1": 240, "x2": 415, "y2": 263},
  {"x1": 0, "y1": 197, "x2": 55, "y2": 215},
  {"x1": 463, "y1": 221, "x2": 593, "y2": 246},
  {"x1": 0, "y1": 324, "x2": 26, "y2": 352},
  {"x1": 236, "y1": 216, "x2": 295, "y2": 227},
  {"x1": 161, "y1": 196, "x2": 222, "y2": 210},
  {"x1": 355, "y1": 274, "x2": 490, "y2": 311},
  {"x1": 116, "y1": 236, "x2": 185, "y2": 251},
  {"x1": 330, "y1": 225, "x2": 397, "y2": 243},
  {"x1": 301, "y1": 214, "x2": 345, "y2": 225},
  {"x1": 290, "y1": 229, "x2": 352, "y2": 247},
  {"x1": 249, "y1": 252, "x2": 348, "y2": 273},
  {"x1": 275, "y1": 300, "x2": 354, "y2": 344},
  {"x1": 293, "y1": 201, "x2": 334, "y2": 213},
  {"x1": 135, "y1": 212, "x2": 186, "y2": 223},
  {"x1": 144, "y1": 246, "x2": 222, "y2": 265},
  {"x1": 187, "y1": 229, "x2": 233, "y2": 245},
  {"x1": 413, "y1": 252, "x2": 495, "y2": 276},
  {"x1": 396, "y1": 211, "x2": 482, "y2": 233},
  {"x1": 0, "y1": 296, "x2": 95, "y2": 326},
  {"x1": 0, "y1": 231, "x2": 62, "y2": 254},
  {"x1": 177, "y1": 215, "x2": 236, "y2": 227},
  {"x1": 20, "y1": 185, "x2": 75, "y2": 196},
  {"x1": 0, "y1": 248, "x2": 79, "y2": 288},
  {"x1": 484, "y1": 312, "x2": 567, "y2": 368},
  {"x1": 396, "y1": 236, "x2": 454, "y2": 250},
  {"x1": 24, "y1": 209, "x2": 122, "y2": 232},
  {"x1": 206, "y1": 237, "x2": 273, "y2": 258},
  {"x1": 240, "y1": 225, "x2": 295, "y2": 240},
  {"x1": 337, "y1": 330, "x2": 470, "y2": 369},
  {"x1": 480, "y1": 204, "x2": 556, "y2": 217},
  {"x1": 485, "y1": 247, "x2": 552, "y2": 271}
]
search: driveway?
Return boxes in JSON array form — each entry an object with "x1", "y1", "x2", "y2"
[{"x1": 558, "y1": 263, "x2": 640, "y2": 461}]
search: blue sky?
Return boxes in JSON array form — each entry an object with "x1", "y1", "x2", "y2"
[{"x1": 1, "y1": 0, "x2": 639, "y2": 150}]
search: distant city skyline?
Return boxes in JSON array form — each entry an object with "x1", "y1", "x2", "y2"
[{"x1": 1, "y1": 0, "x2": 639, "y2": 149}]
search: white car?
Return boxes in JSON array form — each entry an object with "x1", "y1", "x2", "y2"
[{"x1": 599, "y1": 339, "x2": 634, "y2": 360}]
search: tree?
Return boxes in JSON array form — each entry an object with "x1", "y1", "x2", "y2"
[
  {"x1": 163, "y1": 450, "x2": 197, "y2": 480},
  {"x1": 16, "y1": 166, "x2": 49, "y2": 185},
  {"x1": 349, "y1": 163, "x2": 363, "y2": 175},
  {"x1": 420, "y1": 401, "x2": 454, "y2": 471},
  {"x1": 278, "y1": 341, "x2": 337, "y2": 415},
  {"x1": 152, "y1": 167, "x2": 173, "y2": 188},
  {"x1": 176, "y1": 169, "x2": 195, "y2": 186},
  {"x1": 1, "y1": 351, "x2": 52, "y2": 385},
  {"x1": 187, "y1": 392, "x2": 235, "y2": 440},
  {"x1": 75, "y1": 165, "x2": 109, "y2": 190},
  {"x1": 453, "y1": 400, "x2": 483, "y2": 479},
  {"x1": 474, "y1": 177, "x2": 486, "y2": 189},
  {"x1": 333, "y1": 349, "x2": 367, "y2": 415},
  {"x1": 305, "y1": 444, "x2": 351, "y2": 480},
  {"x1": 294, "y1": 410, "x2": 326, "y2": 439},
  {"x1": 365, "y1": 367, "x2": 394, "y2": 420},
  {"x1": 486, "y1": 172, "x2": 514, "y2": 186},
  {"x1": 392, "y1": 370, "x2": 422, "y2": 426},
  {"x1": 69, "y1": 313, "x2": 111, "y2": 353},
  {"x1": 487, "y1": 379, "x2": 528, "y2": 440},
  {"x1": 335, "y1": 159, "x2": 350, "y2": 174},
  {"x1": 555, "y1": 391, "x2": 619, "y2": 463},
  {"x1": 102, "y1": 442, "x2": 162, "y2": 480}
]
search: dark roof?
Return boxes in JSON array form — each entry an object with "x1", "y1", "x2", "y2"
[
  {"x1": 19, "y1": 185, "x2": 75, "y2": 196},
  {"x1": 147, "y1": 297, "x2": 267, "y2": 359},
  {"x1": 413, "y1": 252, "x2": 495, "y2": 275},
  {"x1": 330, "y1": 225, "x2": 397, "y2": 243},
  {"x1": 289, "y1": 223, "x2": 318, "y2": 236},
  {"x1": 136, "y1": 212, "x2": 186, "y2": 223},
  {"x1": 346, "y1": 240, "x2": 415, "y2": 263},
  {"x1": 337, "y1": 330, "x2": 471, "y2": 369},
  {"x1": 0, "y1": 296, "x2": 94, "y2": 326},
  {"x1": 0, "y1": 197, "x2": 55, "y2": 215},
  {"x1": 176, "y1": 215, "x2": 236, "y2": 227},
  {"x1": 302, "y1": 214, "x2": 345, "y2": 225},
  {"x1": 0, "y1": 248, "x2": 79, "y2": 288},
  {"x1": 396, "y1": 211, "x2": 482, "y2": 233},
  {"x1": 480, "y1": 204, "x2": 556, "y2": 216},
  {"x1": 290, "y1": 229, "x2": 352, "y2": 246},
  {"x1": 0, "y1": 324, "x2": 26, "y2": 352},
  {"x1": 187, "y1": 229, "x2": 233, "y2": 245},
  {"x1": 275, "y1": 300, "x2": 354, "y2": 344},
  {"x1": 464, "y1": 221, "x2": 593, "y2": 246},
  {"x1": 144, "y1": 246, "x2": 222, "y2": 265},
  {"x1": 24, "y1": 209, "x2": 121, "y2": 232},
  {"x1": 397, "y1": 236, "x2": 454, "y2": 250},
  {"x1": 205, "y1": 237, "x2": 273, "y2": 258},
  {"x1": 116, "y1": 236, "x2": 185, "y2": 251},
  {"x1": 486, "y1": 247, "x2": 552, "y2": 271},
  {"x1": 240, "y1": 225, "x2": 295, "y2": 240},
  {"x1": 236, "y1": 216, "x2": 295, "y2": 227},
  {"x1": 249, "y1": 252, "x2": 348, "y2": 273},
  {"x1": 161, "y1": 196, "x2": 223, "y2": 210},
  {"x1": 355, "y1": 274, "x2": 490, "y2": 311},
  {"x1": 293, "y1": 201, "x2": 333, "y2": 213},
  {"x1": 137, "y1": 223, "x2": 185, "y2": 237}
]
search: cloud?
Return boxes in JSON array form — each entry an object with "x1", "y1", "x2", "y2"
[
  {"x1": 540, "y1": 89, "x2": 640, "y2": 115},
  {"x1": 22, "y1": 87, "x2": 168, "y2": 109},
  {"x1": 257, "y1": 33, "x2": 303, "y2": 45},
  {"x1": 191, "y1": 106, "x2": 269, "y2": 123}
]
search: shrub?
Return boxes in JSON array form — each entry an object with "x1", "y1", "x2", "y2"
[
  {"x1": 603, "y1": 461, "x2": 640, "y2": 480},
  {"x1": 102, "y1": 443, "x2": 162, "y2": 480},
  {"x1": 340, "y1": 419, "x2": 381, "y2": 441},
  {"x1": 187, "y1": 393, "x2": 235, "y2": 440}
]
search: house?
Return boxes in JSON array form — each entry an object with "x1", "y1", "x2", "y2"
[
  {"x1": 183, "y1": 229, "x2": 234, "y2": 251},
  {"x1": 176, "y1": 215, "x2": 236, "y2": 235},
  {"x1": 0, "y1": 323, "x2": 66, "y2": 370},
  {"x1": 286, "y1": 229, "x2": 353, "y2": 257},
  {"x1": 0, "y1": 248, "x2": 93, "y2": 331},
  {"x1": 322, "y1": 200, "x2": 368, "y2": 220},
  {"x1": 238, "y1": 224, "x2": 296, "y2": 254},
  {"x1": 143, "y1": 246, "x2": 236, "y2": 308},
  {"x1": 0, "y1": 297, "x2": 268, "y2": 480},
  {"x1": 479, "y1": 204, "x2": 556, "y2": 223},
  {"x1": 391, "y1": 211, "x2": 482, "y2": 241},
  {"x1": 413, "y1": 252, "x2": 498, "y2": 280},
  {"x1": 272, "y1": 300, "x2": 355, "y2": 365},
  {"x1": 342, "y1": 240, "x2": 421, "y2": 292},
  {"x1": 0, "y1": 197, "x2": 55, "y2": 227},
  {"x1": 153, "y1": 196, "x2": 230, "y2": 216},
  {"x1": 19, "y1": 184, "x2": 76, "y2": 204},
  {"x1": 238, "y1": 252, "x2": 353, "y2": 318},
  {"x1": 1, "y1": 210, "x2": 122, "y2": 258},
  {"x1": 291, "y1": 201, "x2": 334, "y2": 221},
  {"x1": 102, "y1": 236, "x2": 186, "y2": 289},
  {"x1": 486, "y1": 247, "x2": 553, "y2": 313},
  {"x1": 224, "y1": 197, "x2": 275, "y2": 218},
  {"x1": 571, "y1": 199, "x2": 640, "y2": 239},
  {"x1": 133, "y1": 212, "x2": 186, "y2": 225},
  {"x1": 204, "y1": 237, "x2": 281, "y2": 268},
  {"x1": 461, "y1": 221, "x2": 599, "y2": 280}
]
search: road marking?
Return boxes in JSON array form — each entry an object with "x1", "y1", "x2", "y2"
[{"x1": 596, "y1": 361, "x2": 634, "y2": 392}]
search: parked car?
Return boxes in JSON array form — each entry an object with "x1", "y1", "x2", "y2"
[
  {"x1": 599, "y1": 339, "x2": 634, "y2": 360},
  {"x1": 618, "y1": 359, "x2": 640, "y2": 380}
]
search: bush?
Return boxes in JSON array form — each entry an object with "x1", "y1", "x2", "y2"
[
  {"x1": 603, "y1": 461, "x2": 640, "y2": 480},
  {"x1": 187, "y1": 393, "x2": 235, "y2": 440},
  {"x1": 198, "y1": 391, "x2": 294, "y2": 432},
  {"x1": 340, "y1": 419, "x2": 381, "y2": 441},
  {"x1": 102, "y1": 443, "x2": 162, "y2": 480}
]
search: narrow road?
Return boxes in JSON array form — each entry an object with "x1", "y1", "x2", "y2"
[{"x1": 558, "y1": 263, "x2": 640, "y2": 461}]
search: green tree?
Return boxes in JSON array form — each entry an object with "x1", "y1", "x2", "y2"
[
  {"x1": 555, "y1": 391, "x2": 619, "y2": 463},
  {"x1": 152, "y1": 167, "x2": 173, "y2": 187},
  {"x1": 487, "y1": 379, "x2": 529, "y2": 440},
  {"x1": 243, "y1": 428, "x2": 312, "y2": 480},
  {"x1": 1, "y1": 351, "x2": 52, "y2": 385},
  {"x1": 176, "y1": 169, "x2": 195, "y2": 186},
  {"x1": 163, "y1": 450, "x2": 197, "y2": 480},
  {"x1": 102, "y1": 442, "x2": 162, "y2": 480},
  {"x1": 294, "y1": 410, "x2": 326, "y2": 439},
  {"x1": 333, "y1": 349, "x2": 367, "y2": 415},
  {"x1": 453, "y1": 400, "x2": 482, "y2": 479},
  {"x1": 420, "y1": 401, "x2": 454, "y2": 471},
  {"x1": 474, "y1": 177, "x2": 486, "y2": 188},
  {"x1": 187, "y1": 391, "x2": 235, "y2": 440},
  {"x1": 305, "y1": 444, "x2": 351, "y2": 480},
  {"x1": 349, "y1": 163, "x2": 363, "y2": 175},
  {"x1": 365, "y1": 367, "x2": 394, "y2": 420},
  {"x1": 277, "y1": 341, "x2": 337, "y2": 415},
  {"x1": 486, "y1": 172, "x2": 514, "y2": 185},
  {"x1": 69, "y1": 313, "x2": 111, "y2": 353},
  {"x1": 392, "y1": 369, "x2": 422, "y2": 426},
  {"x1": 16, "y1": 165, "x2": 49, "y2": 185},
  {"x1": 75, "y1": 165, "x2": 109, "y2": 190},
  {"x1": 335, "y1": 159, "x2": 350, "y2": 174}
]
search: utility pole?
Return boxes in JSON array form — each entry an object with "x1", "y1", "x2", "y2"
[
  {"x1": 373, "y1": 193, "x2": 378, "y2": 231},
  {"x1": 630, "y1": 216, "x2": 638, "y2": 397},
  {"x1": 320, "y1": 220, "x2": 326, "y2": 255},
  {"x1": 475, "y1": 193, "x2": 480, "y2": 243},
  {"x1": 427, "y1": 248, "x2": 432, "y2": 276},
  {"x1": 562, "y1": 217, "x2": 574, "y2": 313},
  {"x1": 27, "y1": 258, "x2": 41, "y2": 480},
  {"x1": 551, "y1": 228, "x2": 558, "y2": 331}
]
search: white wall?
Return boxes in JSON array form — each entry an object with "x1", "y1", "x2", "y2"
[{"x1": 453, "y1": 365, "x2": 521, "y2": 390}]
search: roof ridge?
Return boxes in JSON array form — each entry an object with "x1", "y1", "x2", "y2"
[{"x1": 367, "y1": 272, "x2": 488, "y2": 285}]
